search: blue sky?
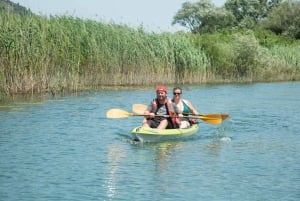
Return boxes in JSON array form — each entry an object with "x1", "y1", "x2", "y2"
[{"x1": 11, "y1": 0, "x2": 226, "y2": 32}]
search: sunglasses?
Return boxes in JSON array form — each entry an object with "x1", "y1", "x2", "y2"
[{"x1": 173, "y1": 92, "x2": 181, "y2": 95}]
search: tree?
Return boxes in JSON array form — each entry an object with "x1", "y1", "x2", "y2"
[
  {"x1": 0, "y1": 0, "x2": 32, "y2": 15},
  {"x1": 172, "y1": 0, "x2": 235, "y2": 33},
  {"x1": 260, "y1": 0, "x2": 300, "y2": 39},
  {"x1": 224, "y1": 0, "x2": 283, "y2": 28}
]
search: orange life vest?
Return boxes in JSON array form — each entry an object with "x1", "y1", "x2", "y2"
[{"x1": 150, "y1": 98, "x2": 180, "y2": 128}]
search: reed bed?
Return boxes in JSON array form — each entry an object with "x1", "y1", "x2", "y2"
[
  {"x1": 192, "y1": 30, "x2": 300, "y2": 82},
  {"x1": 0, "y1": 11, "x2": 208, "y2": 97},
  {"x1": 0, "y1": 11, "x2": 299, "y2": 99}
]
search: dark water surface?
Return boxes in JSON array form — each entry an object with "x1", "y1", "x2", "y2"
[{"x1": 1, "y1": 82, "x2": 299, "y2": 201}]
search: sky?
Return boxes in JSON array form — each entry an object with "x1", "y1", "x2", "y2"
[{"x1": 11, "y1": 0, "x2": 226, "y2": 32}]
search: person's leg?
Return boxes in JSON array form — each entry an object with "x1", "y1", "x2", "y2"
[
  {"x1": 142, "y1": 118, "x2": 151, "y2": 127},
  {"x1": 143, "y1": 119, "x2": 161, "y2": 128},
  {"x1": 157, "y1": 119, "x2": 168, "y2": 129}
]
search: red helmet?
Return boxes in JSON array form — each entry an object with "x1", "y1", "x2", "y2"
[{"x1": 156, "y1": 85, "x2": 167, "y2": 93}]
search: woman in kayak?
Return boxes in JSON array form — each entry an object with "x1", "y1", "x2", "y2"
[
  {"x1": 172, "y1": 87, "x2": 199, "y2": 128},
  {"x1": 142, "y1": 85, "x2": 182, "y2": 129}
]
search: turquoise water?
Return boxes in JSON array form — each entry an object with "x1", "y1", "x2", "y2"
[{"x1": 0, "y1": 82, "x2": 299, "y2": 201}]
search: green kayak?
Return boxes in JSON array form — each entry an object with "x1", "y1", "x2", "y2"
[{"x1": 131, "y1": 124, "x2": 199, "y2": 142}]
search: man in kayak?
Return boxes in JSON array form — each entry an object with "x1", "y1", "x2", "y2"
[
  {"x1": 142, "y1": 85, "x2": 182, "y2": 129},
  {"x1": 172, "y1": 87, "x2": 199, "y2": 128}
]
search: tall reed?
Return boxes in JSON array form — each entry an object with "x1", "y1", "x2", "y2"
[
  {"x1": 0, "y1": 11, "x2": 209, "y2": 97},
  {"x1": 0, "y1": 11, "x2": 300, "y2": 99}
]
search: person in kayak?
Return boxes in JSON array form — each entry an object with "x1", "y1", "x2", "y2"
[
  {"x1": 142, "y1": 85, "x2": 182, "y2": 129},
  {"x1": 172, "y1": 87, "x2": 199, "y2": 128}
]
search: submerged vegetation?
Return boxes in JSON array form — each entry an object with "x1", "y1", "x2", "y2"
[{"x1": 0, "y1": 1, "x2": 300, "y2": 99}]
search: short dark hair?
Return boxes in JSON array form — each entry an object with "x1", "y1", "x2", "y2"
[{"x1": 173, "y1": 87, "x2": 182, "y2": 93}]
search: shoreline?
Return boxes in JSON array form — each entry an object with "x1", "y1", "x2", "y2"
[{"x1": 1, "y1": 80, "x2": 299, "y2": 103}]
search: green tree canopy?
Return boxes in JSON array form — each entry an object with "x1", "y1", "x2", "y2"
[
  {"x1": 172, "y1": 0, "x2": 235, "y2": 33},
  {"x1": 260, "y1": 0, "x2": 300, "y2": 39},
  {"x1": 0, "y1": 0, "x2": 31, "y2": 15},
  {"x1": 224, "y1": 0, "x2": 282, "y2": 28}
]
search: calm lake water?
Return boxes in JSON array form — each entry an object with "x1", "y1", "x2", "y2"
[{"x1": 0, "y1": 82, "x2": 299, "y2": 201}]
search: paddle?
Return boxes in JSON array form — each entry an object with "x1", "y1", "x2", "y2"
[
  {"x1": 106, "y1": 108, "x2": 176, "y2": 119},
  {"x1": 106, "y1": 108, "x2": 189, "y2": 119},
  {"x1": 132, "y1": 104, "x2": 149, "y2": 115},
  {"x1": 132, "y1": 103, "x2": 229, "y2": 123},
  {"x1": 106, "y1": 109, "x2": 145, "y2": 118},
  {"x1": 106, "y1": 108, "x2": 223, "y2": 124}
]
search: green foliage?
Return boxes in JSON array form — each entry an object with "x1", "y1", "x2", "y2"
[
  {"x1": 172, "y1": 0, "x2": 300, "y2": 40},
  {"x1": 172, "y1": 0, "x2": 285, "y2": 34},
  {"x1": 0, "y1": 10, "x2": 209, "y2": 95},
  {"x1": 172, "y1": 0, "x2": 213, "y2": 32},
  {"x1": 224, "y1": 0, "x2": 283, "y2": 28},
  {"x1": 253, "y1": 29, "x2": 297, "y2": 47},
  {"x1": 193, "y1": 30, "x2": 265, "y2": 79},
  {"x1": 230, "y1": 30, "x2": 264, "y2": 78},
  {"x1": 172, "y1": 0, "x2": 235, "y2": 33},
  {"x1": 0, "y1": 0, "x2": 32, "y2": 15},
  {"x1": 191, "y1": 28, "x2": 300, "y2": 81},
  {"x1": 260, "y1": 0, "x2": 300, "y2": 39},
  {"x1": 192, "y1": 32, "x2": 233, "y2": 78},
  {"x1": 0, "y1": 3, "x2": 300, "y2": 97}
]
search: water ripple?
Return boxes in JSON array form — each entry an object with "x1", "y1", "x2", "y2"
[{"x1": 1, "y1": 83, "x2": 300, "y2": 201}]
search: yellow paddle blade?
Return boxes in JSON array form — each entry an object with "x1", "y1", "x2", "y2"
[
  {"x1": 106, "y1": 109, "x2": 134, "y2": 118},
  {"x1": 220, "y1": 114, "x2": 229, "y2": 120},
  {"x1": 197, "y1": 116, "x2": 222, "y2": 125},
  {"x1": 200, "y1": 114, "x2": 229, "y2": 120},
  {"x1": 189, "y1": 114, "x2": 229, "y2": 125},
  {"x1": 132, "y1": 104, "x2": 147, "y2": 114}
]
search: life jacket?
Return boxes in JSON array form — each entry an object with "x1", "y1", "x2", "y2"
[{"x1": 150, "y1": 98, "x2": 180, "y2": 128}]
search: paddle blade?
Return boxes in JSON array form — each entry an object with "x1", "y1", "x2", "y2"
[
  {"x1": 198, "y1": 116, "x2": 222, "y2": 125},
  {"x1": 132, "y1": 104, "x2": 147, "y2": 114},
  {"x1": 106, "y1": 109, "x2": 133, "y2": 118},
  {"x1": 197, "y1": 114, "x2": 229, "y2": 125},
  {"x1": 200, "y1": 114, "x2": 229, "y2": 120},
  {"x1": 221, "y1": 114, "x2": 229, "y2": 120}
]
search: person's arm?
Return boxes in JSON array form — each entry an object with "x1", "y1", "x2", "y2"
[
  {"x1": 185, "y1": 99, "x2": 199, "y2": 115},
  {"x1": 144, "y1": 103, "x2": 155, "y2": 118}
]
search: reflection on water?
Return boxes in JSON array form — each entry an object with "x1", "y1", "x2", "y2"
[
  {"x1": 155, "y1": 142, "x2": 182, "y2": 160},
  {"x1": 133, "y1": 140, "x2": 183, "y2": 169},
  {"x1": 104, "y1": 145, "x2": 126, "y2": 199},
  {"x1": 154, "y1": 141, "x2": 182, "y2": 170}
]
